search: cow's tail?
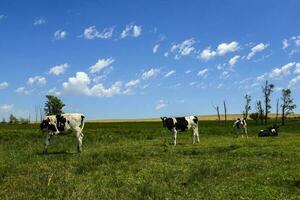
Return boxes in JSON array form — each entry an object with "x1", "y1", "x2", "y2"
[{"x1": 80, "y1": 115, "x2": 85, "y2": 134}]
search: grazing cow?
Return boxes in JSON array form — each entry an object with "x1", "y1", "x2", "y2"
[
  {"x1": 233, "y1": 118, "x2": 248, "y2": 138},
  {"x1": 160, "y1": 116, "x2": 199, "y2": 145},
  {"x1": 40, "y1": 113, "x2": 85, "y2": 153},
  {"x1": 258, "y1": 125, "x2": 279, "y2": 137}
]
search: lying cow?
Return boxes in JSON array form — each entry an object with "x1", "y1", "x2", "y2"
[
  {"x1": 40, "y1": 113, "x2": 85, "y2": 153},
  {"x1": 233, "y1": 118, "x2": 248, "y2": 138},
  {"x1": 160, "y1": 116, "x2": 199, "y2": 145},
  {"x1": 258, "y1": 125, "x2": 279, "y2": 137}
]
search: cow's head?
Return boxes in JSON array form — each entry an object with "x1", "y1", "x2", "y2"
[
  {"x1": 160, "y1": 117, "x2": 168, "y2": 127},
  {"x1": 40, "y1": 117, "x2": 59, "y2": 134}
]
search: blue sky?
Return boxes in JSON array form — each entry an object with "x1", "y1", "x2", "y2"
[{"x1": 1, "y1": 0, "x2": 300, "y2": 120}]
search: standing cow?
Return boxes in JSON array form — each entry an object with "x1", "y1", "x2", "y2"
[
  {"x1": 160, "y1": 116, "x2": 199, "y2": 145},
  {"x1": 233, "y1": 118, "x2": 248, "y2": 138},
  {"x1": 40, "y1": 113, "x2": 85, "y2": 153}
]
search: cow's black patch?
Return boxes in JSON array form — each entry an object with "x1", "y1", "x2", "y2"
[
  {"x1": 174, "y1": 117, "x2": 189, "y2": 132},
  {"x1": 40, "y1": 120, "x2": 49, "y2": 130},
  {"x1": 193, "y1": 116, "x2": 198, "y2": 124},
  {"x1": 48, "y1": 123, "x2": 57, "y2": 132},
  {"x1": 56, "y1": 114, "x2": 66, "y2": 132}
]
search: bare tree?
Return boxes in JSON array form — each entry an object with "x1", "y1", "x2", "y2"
[
  {"x1": 243, "y1": 94, "x2": 251, "y2": 119},
  {"x1": 262, "y1": 80, "x2": 274, "y2": 124},
  {"x1": 212, "y1": 104, "x2": 221, "y2": 124},
  {"x1": 281, "y1": 89, "x2": 296, "y2": 126},
  {"x1": 256, "y1": 100, "x2": 264, "y2": 125},
  {"x1": 275, "y1": 99, "x2": 279, "y2": 125},
  {"x1": 223, "y1": 100, "x2": 227, "y2": 126}
]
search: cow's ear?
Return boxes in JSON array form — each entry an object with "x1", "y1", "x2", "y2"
[
  {"x1": 160, "y1": 117, "x2": 164, "y2": 121},
  {"x1": 47, "y1": 118, "x2": 50, "y2": 122}
]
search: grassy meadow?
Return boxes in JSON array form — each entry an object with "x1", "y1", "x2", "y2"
[{"x1": 0, "y1": 120, "x2": 300, "y2": 199}]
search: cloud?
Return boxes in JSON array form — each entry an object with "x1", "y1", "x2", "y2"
[
  {"x1": 27, "y1": 76, "x2": 46, "y2": 85},
  {"x1": 282, "y1": 39, "x2": 289, "y2": 49},
  {"x1": 33, "y1": 18, "x2": 46, "y2": 26},
  {"x1": 83, "y1": 26, "x2": 114, "y2": 39},
  {"x1": 170, "y1": 38, "x2": 196, "y2": 59},
  {"x1": 229, "y1": 55, "x2": 240, "y2": 67},
  {"x1": 0, "y1": 82, "x2": 8, "y2": 89},
  {"x1": 185, "y1": 70, "x2": 191, "y2": 74},
  {"x1": 247, "y1": 43, "x2": 269, "y2": 60},
  {"x1": 197, "y1": 69, "x2": 208, "y2": 78},
  {"x1": 220, "y1": 71, "x2": 230, "y2": 79},
  {"x1": 125, "y1": 79, "x2": 140, "y2": 87},
  {"x1": 16, "y1": 87, "x2": 30, "y2": 95},
  {"x1": 49, "y1": 63, "x2": 69, "y2": 75},
  {"x1": 155, "y1": 100, "x2": 166, "y2": 110},
  {"x1": 121, "y1": 23, "x2": 142, "y2": 38},
  {"x1": 62, "y1": 72, "x2": 122, "y2": 97},
  {"x1": 47, "y1": 87, "x2": 61, "y2": 96},
  {"x1": 199, "y1": 47, "x2": 217, "y2": 61},
  {"x1": 62, "y1": 72, "x2": 91, "y2": 96},
  {"x1": 54, "y1": 30, "x2": 67, "y2": 40},
  {"x1": 89, "y1": 58, "x2": 114, "y2": 74},
  {"x1": 153, "y1": 44, "x2": 160, "y2": 53},
  {"x1": 294, "y1": 63, "x2": 300, "y2": 74},
  {"x1": 164, "y1": 70, "x2": 176, "y2": 78},
  {"x1": 269, "y1": 62, "x2": 295, "y2": 79},
  {"x1": 289, "y1": 76, "x2": 300, "y2": 88},
  {"x1": 0, "y1": 104, "x2": 13, "y2": 113},
  {"x1": 217, "y1": 41, "x2": 239, "y2": 56},
  {"x1": 142, "y1": 68, "x2": 160, "y2": 80}
]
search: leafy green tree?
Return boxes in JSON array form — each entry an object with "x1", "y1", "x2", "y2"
[
  {"x1": 9, "y1": 114, "x2": 18, "y2": 124},
  {"x1": 262, "y1": 81, "x2": 274, "y2": 124},
  {"x1": 44, "y1": 95, "x2": 65, "y2": 115},
  {"x1": 249, "y1": 112, "x2": 259, "y2": 124},
  {"x1": 281, "y1": 89, "x2": 296, "y2": 126},
  {"x1": 1, "y1": 117, "x2": 6, "y2": 124}
]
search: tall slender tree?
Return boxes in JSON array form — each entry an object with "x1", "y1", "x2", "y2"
[
  {"x1": 243, "y1": 94, "x2": 251, "y2": 119},
  {"x1": 223, "y1": 100, "x2": 227, "y2": 126},
  {"x1": 212, "y1": 104, "x2": 221, "y2": 125},
  {"x1": 275, "y1": 99, "x2": 279, "y2": 125},
  {"x1": 281, "y1": 89, "x2": 296, "y2": 126},
  {"x1": 262, "y1": 80, "x2": 274, "y2": 124},
  {"x1": 256, "y1": 100, "x2": 264, "y2": 125}
]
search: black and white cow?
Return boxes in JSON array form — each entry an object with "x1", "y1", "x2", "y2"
[
  {"x1": 233, "y1": 118, "x2": 248, "y2": 138},
  {"x1": 40, "y1": 113, "x2": 85, "y2": 153},
  {"x1": 160, "y1": 116, "x2": 199, "y2": 145},
  {"x1": 258, "y1": 125, "x2": 279, "y2": 137}
]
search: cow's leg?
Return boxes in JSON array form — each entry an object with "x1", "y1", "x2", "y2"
[
  {"x1": 43, "y1": 133, "x2": 51, "y2": 154},
  {"x1": 172, "y1": 128, "x2": 177, "y2": 146},
  {"x1": 244, "y1": 127, "x2": 248, "y2": 138},
  {"x1": 193, "y1": 126, "x2": 200, "y2": 143},
  {"x1": 75, "y1": 130, "x2": 83, "y2": 153}
]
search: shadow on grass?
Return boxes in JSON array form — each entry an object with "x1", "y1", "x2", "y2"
[{"x1": 36, "y1": 151, "x2": 78, "y2": 155}]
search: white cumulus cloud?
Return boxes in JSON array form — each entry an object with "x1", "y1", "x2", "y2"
[
  {"x1": 34, "y1": 18, "x2": 46, "y2": 26},
  {"x1": 89, "y1": 58, "x2": 114, "y2": 74},
  {"x1": 121, "y1": 23, "x2": 142, "y2": 38},
  {"x1": 199, "y1": 47, "x2": 217, "y2": 61},
  {"x1": 217, "y1": 41, "x2": 239, "y2": 56},
  {"x1": 269, "y1": 62, "x2": 295, "y2": 79},
  {"x1": 27, "y1": 76, "x2": 46, "y2": 85},
  {"x1": 0, "y1": 104, "x2": 13, "y2": 113},
  {"x1": 164, "y1": 70, "x2": 176, "y2": 78},
  {"x1": 49, "y1": 63, "x2": 69, "y2": 75},
  {"x1": 247, "y1": 43, "x2": 269, "y2": 60},
  {"x1": 16, "y1": 87, "x2": 30, "y2": 95},
  {"x1": 0, "y1": 82, "x2": 8, "y2": 89},
  {"x1": 155, "y1": 100, "x2": 166, "y2": 110},
  {"x1": 153, "y1": 44, "x2": 160, "y2": 53},
  {"x1": 170, "y1": 38, "x2": 196, "y2": 59},
  {"x1": 197, "y1": 69, "x2": 208, "y2": 78},
  {"x1": 83, "y1": 26, "x2": 114, "y2": 39},
  {"x1": 125, "y1": 79, "x2": 140, "y2": 87},
  {"x1": 142, "y1": 68, "x2": 160, "y2": 80},
  {"x1": 229, "y1": 55, "x2": 240, "y2": 67},
  {"x1": 54, "y1": 30, "x2": 67, "y2": 40}
]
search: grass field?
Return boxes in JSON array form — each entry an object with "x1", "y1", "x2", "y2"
[{"x1": 0, "y1": 120, "x2": 300, "y2": 199}]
